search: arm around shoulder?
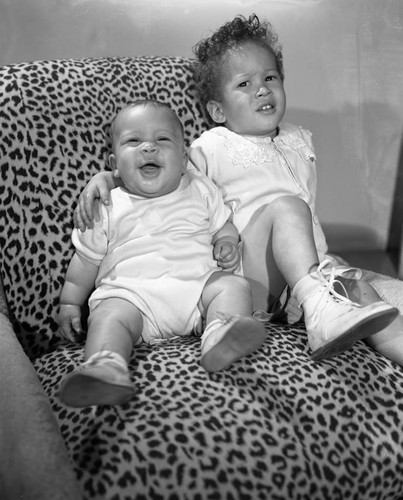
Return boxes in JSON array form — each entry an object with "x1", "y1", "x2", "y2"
[{"x1": 74, "y1": 171, "x2": 119, "y2": 231}]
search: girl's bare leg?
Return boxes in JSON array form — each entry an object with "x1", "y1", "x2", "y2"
[
  {"x1": 240, "y1": 196, "x2": 398, "y2": 360},
  {"x1": 241, "y1": 196, "x2": 320, "y2": 311},
  {"x1": 342, "y1": 277, "x2": 403, "y2": 365}
]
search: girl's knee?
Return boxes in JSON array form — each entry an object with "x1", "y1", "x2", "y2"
[
  {"x1": 271, "y1": 195, "x2": 310, "y2": 213},
  {"x1": 246, "y1": 196, "x2": 310, "y2": 231}
]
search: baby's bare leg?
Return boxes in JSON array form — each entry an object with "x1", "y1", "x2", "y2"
[
  {"x1": 59, "y1": 298, "x2": 142, "y2": 407},
  {"x1": 201, "y1": 271, "x2": 253, "y2": 322},
  {"x1": 199, "y1": 271, "x2": 266, "y2": 372},
  {"x1": 241, "y1": 196, "x2": 320, "y2": 311},
  {"x1": 86, "y1": 297, "x2": 143, "y2": 363}
]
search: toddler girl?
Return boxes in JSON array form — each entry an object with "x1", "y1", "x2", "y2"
[{"x1": 188, "y1": 13, "x2": 398, "y2": 361}]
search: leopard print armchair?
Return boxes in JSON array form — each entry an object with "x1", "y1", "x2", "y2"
[{"x1": 1, "y1": 56, "x2": 403, "y2": 500}]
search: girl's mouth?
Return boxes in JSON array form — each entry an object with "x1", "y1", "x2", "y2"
[{"x1": 258, "y1": 104, "x2": 274, "y2": 112}]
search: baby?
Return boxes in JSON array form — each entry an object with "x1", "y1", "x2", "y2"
[{"x1": 58, "y1": 99, "x2": 266, "y2": 407}]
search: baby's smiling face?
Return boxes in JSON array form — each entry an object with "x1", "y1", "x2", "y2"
[{"x1": 109, "y1": 105, "x2": 187, "y2": 198}]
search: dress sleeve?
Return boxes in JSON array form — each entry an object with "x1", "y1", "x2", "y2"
[
  {"x1": 188, "y1": 140, "x2": 209, "y2": 176},
  {"x1": 298, "y1": 126, "x2": 316, "y2": 162},
  {"x1": 188, "y1": 133, "x2": 220, "y2": 181},
  {"x1": 198, "y1": 174, "x2": 231, "y2": 234}
]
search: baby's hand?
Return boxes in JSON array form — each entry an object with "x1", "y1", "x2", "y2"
[
  {"x1": 213, "y1": 240, "x2": 240, "y2": 272},
  {"x1": 58, "y1": 304, "x2": 84, "y2": 343}
]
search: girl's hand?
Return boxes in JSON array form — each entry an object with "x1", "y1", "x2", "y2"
[
  {"x1": 74, "y1": 172, "x2": 115, "y2": 232},
  {"x1": 58, "y1": 304, "x2": 84, "y2": 343},
  {"x1": 213, "y1": 240, "x2": 240, "y2": 272}
]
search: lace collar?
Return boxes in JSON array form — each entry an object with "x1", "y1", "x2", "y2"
[{"x1": 211, "y1": 125, "x2": 316, "y2": 168}]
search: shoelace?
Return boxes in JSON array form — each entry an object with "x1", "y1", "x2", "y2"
[
  {"x1": 320, "y1": 261, "x2": 362, "y2": 281},
  {"x1": 310, "y1": 259, "x2": 361, "y2": 326}
]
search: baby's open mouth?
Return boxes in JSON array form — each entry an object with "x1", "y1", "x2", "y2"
[{"x1": 140, "y1": 163, "x2": 161, "y2": 176}]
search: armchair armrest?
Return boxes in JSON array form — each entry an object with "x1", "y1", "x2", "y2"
[
  {"x1": 0, "y1": 275, "x2": 9, "y2": 318},
  {"x1": 0, "y1": 309, "x2": 82, "y2": 500}
]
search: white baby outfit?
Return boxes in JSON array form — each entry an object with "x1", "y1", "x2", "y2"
[
  {"x1": 72, "y1": 169, "x2": 230, "y2": 342},
  {"x1": 189, "y1": 123, "x2": 328, "y2": 261}
]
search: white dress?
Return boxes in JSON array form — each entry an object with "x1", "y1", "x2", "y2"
[
  {"x1": 189, "y1": 123, "x2": 328, "y2": 261},
  {"x1": 72, "y1": 169, "x2": 230, "y2": 341}
]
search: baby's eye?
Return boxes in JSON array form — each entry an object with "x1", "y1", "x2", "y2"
[
  {"x1": 238, "y1": 81, "x2": 249, "y2": 88},
  {"x1": 157, "y1": 136, "x2": 171, "y2": 142},
  {"x1": 265, "y1": 75, "x2": 275, "y2": 82}
]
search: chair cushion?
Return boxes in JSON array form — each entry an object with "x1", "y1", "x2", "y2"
[{"x1": 34, "y1": 322, "x2": 403, "y2": 499}]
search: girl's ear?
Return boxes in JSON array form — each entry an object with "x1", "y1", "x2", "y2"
[
  {"x1": 207, "y1": 100, "x2": 226, "y2": 124},
  {"x1": 109, "y1": 154, "x2": 120, "y2": 178}
]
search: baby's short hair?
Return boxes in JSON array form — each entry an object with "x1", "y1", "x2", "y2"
[
  {"x1": 109, "y1": 99, "x2": 184, "y2": 147},
  {"x1": 192, "y1": 14, "x2": 284, "y2": 109}
]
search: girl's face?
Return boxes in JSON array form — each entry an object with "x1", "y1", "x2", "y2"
[
  {"x1": 109, "y1": 106, "x2": 187, "y2": 198},
  {"x1": 207, "y1": 42, "x2": 286, "y2": 138}
]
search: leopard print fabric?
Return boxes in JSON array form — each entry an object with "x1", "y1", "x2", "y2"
[
  {"x1": 35, "y1": 323, "x2": 403, "y2": 500},
  {"x1": 1, "y1": 57, "x2": 403, "y2": 499}
]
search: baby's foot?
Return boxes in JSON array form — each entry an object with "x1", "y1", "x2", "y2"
[
  {"x1": 58, "y1": 351, "x2": 135, "y2": 407},
  {"x1": 200, "y1": 314, "x2": 266, "y2": 372}
]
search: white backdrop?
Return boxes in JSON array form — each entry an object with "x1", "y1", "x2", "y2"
[{"x1": 1, "y1": 0, "x2": 403, "y2": 256}]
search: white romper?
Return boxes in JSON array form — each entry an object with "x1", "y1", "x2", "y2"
[{"x1": 72, "y1": 169, "x2": 230, "y2": 342}]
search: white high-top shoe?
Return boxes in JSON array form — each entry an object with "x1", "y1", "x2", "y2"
[
  {"x1": 200, "y1": 313, "x2": 267, "y2": 372},
  {"x1": 292, "y1": 260, "x2": 399, "y2": 360}
]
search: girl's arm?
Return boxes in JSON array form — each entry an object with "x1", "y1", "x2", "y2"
[{"x1": 74, "y1": 172, "x2": 121, "y2": 231}]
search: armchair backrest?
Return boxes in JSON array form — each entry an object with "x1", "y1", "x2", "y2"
[{"x1": 0, "y1": 56, "x2": 211, "y2": 358}]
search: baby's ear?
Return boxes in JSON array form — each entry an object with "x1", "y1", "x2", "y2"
[
  {"x1": 207, "y1": 100, "x2": 226, "y2": 124},
  {"x1": 108, "y1": 154, "x2": 120, "y2": 177}
]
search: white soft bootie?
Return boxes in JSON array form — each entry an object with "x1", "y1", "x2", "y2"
[
  {"x1": 58, "y1": 350, "x2": 135, "y2": 407},
  {"x1": 200, "y1": 313, "x2": 267, "y2": 372},
  {"x1": 293, "y1": 260, "x2": 399, "y2": 360}
]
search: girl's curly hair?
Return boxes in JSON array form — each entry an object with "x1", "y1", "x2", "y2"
[{"x1": 192, "y1": 14, "x2": 284, "y2": 109}]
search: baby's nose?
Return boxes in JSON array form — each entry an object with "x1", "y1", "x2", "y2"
[{"x1": 141, "y1": 141, "x2": 157, "y2": 153}]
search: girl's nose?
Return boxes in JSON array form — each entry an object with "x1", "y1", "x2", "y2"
[{"x1": 256, "y1": 86, "x2": 270, "y2": 98}]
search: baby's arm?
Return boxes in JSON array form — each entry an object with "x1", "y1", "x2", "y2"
[
  {"x1": 58, "y1": 253, "x2": 99, "y2": 342},
  {"x1": 74, "y1": 172, "x2": 121, "y2": 231},
  {"x1": 212, "y1": 220, "x2": 241, "y2": 272}
]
